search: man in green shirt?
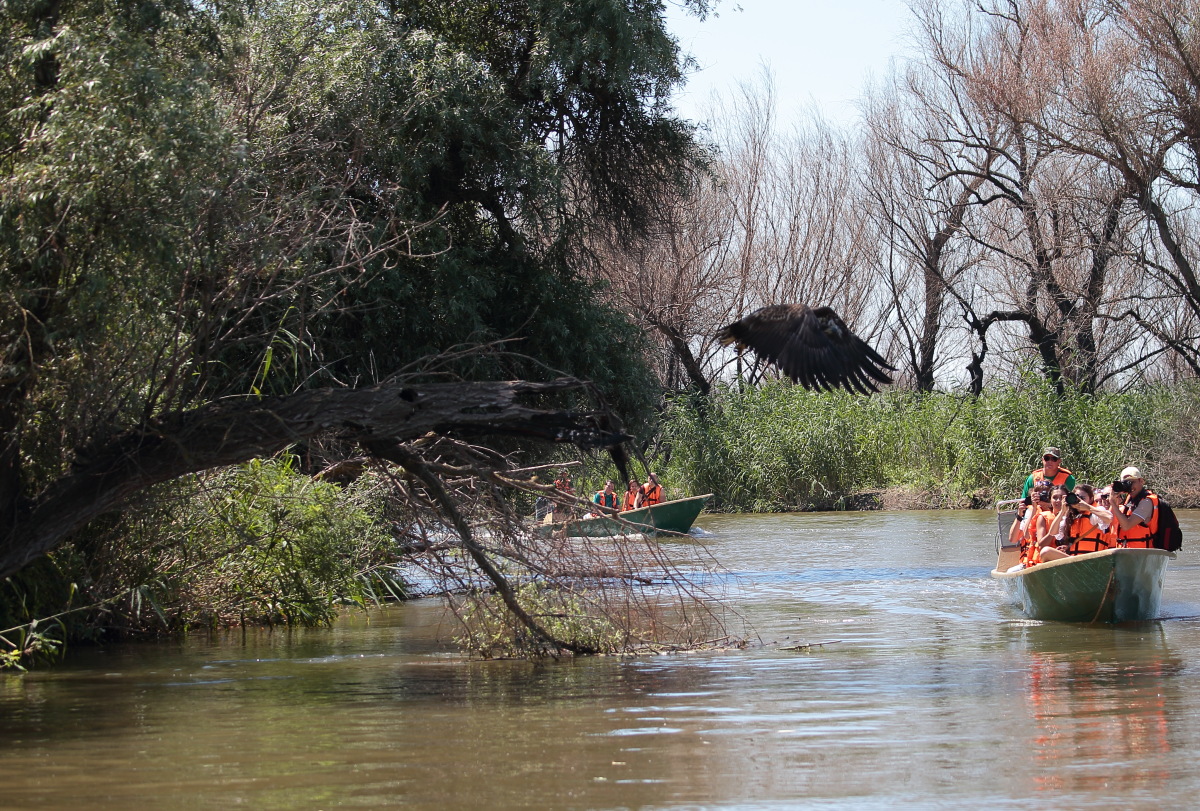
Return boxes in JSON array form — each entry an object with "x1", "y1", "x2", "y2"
[{"x1": 1021, "y1": 447, "x2": 1076, "y2": 499}]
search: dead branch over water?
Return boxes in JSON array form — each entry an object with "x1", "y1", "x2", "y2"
[{"x1": 375, "y1": 436, "x2": 743, "y2": 657}]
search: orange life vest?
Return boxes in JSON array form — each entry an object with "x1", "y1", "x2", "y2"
[
  {"x1": 1099, "y1": 516, "x2": 1119, "y2": 549},
  {"x1": 594, "y1": 490, "x2": 619, "y2": 510},
  {"x1": 641, "y1": 483, "x2": 662, "y2": 506},
  {"x1": 554, "y1": 477, "x2": 573, "y2": 495},
  {"x1": 1019, "y1": 507, "x2": 1050, "y2": 565},
  {"x1": 1119, "y1": 491, "x2": 1159, "y2": 548},
  {"x1": 1030, "y1": 466, "x2": 1072, "y2": 488},
  {"x1": 1065, "y1": 514, "x2": 1113, "y2": 554},
  {"x1": 622, "y1": 489, "x2": 640, "y2": 511}
]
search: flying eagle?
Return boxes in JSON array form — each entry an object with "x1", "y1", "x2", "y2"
[{"x1": 717, "y1": 304, "x2": 894, "y2": 394}]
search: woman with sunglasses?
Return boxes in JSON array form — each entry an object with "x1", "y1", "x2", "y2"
[{"x1": 1038, "y1": 484, "x2": 1114, "y2": 562}]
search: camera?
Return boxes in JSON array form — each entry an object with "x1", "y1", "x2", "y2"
[
  {"x1": 1038, "y1": 490, "x2": 1051, "y2": 503},
  {"x1": 1112, "y1": 479, "x2": 1134, "y2": 494},
  {"x1": 1065, "y1": 492, "x2": 1081, "y2": 506}
]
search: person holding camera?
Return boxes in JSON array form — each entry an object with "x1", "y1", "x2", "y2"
[
  {"x1": 1038, "y1": 484, "x2": 1114, "y2": 562},
  {"x1": 1020, "y1": 447, "x2": 1076, "y2": 499},
  {"x1": 1009, "y1": 482, "x2": 1057, "y2": 566},
  {"x1": 1109, "y1": 467, "x2": 1159, "y2": 548}
]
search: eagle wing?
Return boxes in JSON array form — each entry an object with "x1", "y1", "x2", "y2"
[{"x1": 717, "y1": 304, "x2": 894, "y2": 393}]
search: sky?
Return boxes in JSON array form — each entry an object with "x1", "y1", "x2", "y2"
[{"x1": 665, "y1": 0, "x2": 915, "y2": 126}]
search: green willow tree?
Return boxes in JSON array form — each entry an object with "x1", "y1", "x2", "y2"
[{"x1": 0, "y1": 0, "x2": 706, "y2": 581}]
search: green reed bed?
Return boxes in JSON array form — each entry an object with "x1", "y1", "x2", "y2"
[{"x1": 659, "y1": 380, "x2": 1200, "y2": 512}]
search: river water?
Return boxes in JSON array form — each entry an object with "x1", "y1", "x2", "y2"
[{"x1": 5, "y1": 509, "x2": 1200, "y2": 809}]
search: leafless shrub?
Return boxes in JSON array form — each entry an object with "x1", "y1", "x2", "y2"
[{"x1": 377, "y1": 436, "x2": 745, "y2": 657}]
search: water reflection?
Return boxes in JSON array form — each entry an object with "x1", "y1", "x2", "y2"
[{"x1": 1010, "y1": 623, "x2": 1182, "y2": 795}]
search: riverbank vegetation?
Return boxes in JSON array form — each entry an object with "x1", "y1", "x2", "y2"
[
  {"x1": 0, "y1": 0, "x2": 707, "y2": 664},
  {"x1": 657, "y1": 380, "x2": 1200, "y2": 512},
  {"x1": 5, "y1": 0, "x2": 1200, "y2": 665}
]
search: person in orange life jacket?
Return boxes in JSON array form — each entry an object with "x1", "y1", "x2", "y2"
[
  {"x1": 593, "y1": 479, "x2": 619, "y2": 511},
  {"x1": 1030, "y1": 486, "x2": 1069, "y2": 561},
  {"x1": 1109, "y1": 466, "x2": 1158, "y2": 547},
  {"x1": 554, "y1": 470, "x2": 574, "y2": 496},
  {"x1": 1011, "y1": 448, "x2": 1072, "y2": 567},
  {"x1": 1012, "y1": 483, "x2": 1060, "y2": 569},
  {"x1": 552, "y1": 469, "x2": 575, "y2": 520},
  {"x1": 1094, "y1": 485, "x2": 1120, "y2": 547},
  {"x1": 641, "y1": 472, "x2": 664, "y2": 506},
  {"x1": 1020, "y1": 447, "x2": 1076, "y2": 499},
  {"x1": 1008, "y1": 483, "x2": 1055, "y2": 567},
  {"x1": 1038, "y1": 484, "x2": 1113, "y2": 562},
  {"x1": 621, "y1": 478, "x2": 642, "y2": 511}
]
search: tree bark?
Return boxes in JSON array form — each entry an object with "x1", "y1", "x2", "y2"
[{"x1": 0, "y1": 377, "x2": 622, "y2": 580}]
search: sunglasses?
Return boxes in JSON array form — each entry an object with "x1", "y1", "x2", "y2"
[{"x1": 1043, "y1": 455, "x2": 1060, "y2": 461}]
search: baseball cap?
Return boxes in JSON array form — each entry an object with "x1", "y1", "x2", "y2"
[{"x1": 1120, "y1": 466, "x2": 1143, "y2": 480}]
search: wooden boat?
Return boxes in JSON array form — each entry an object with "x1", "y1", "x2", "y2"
[
  {"x1": 990, "y1": 500, "x2": 1172, "y2": 622},
  {"x1": 535, "y1": 494, "x2": 712, "y2": 538}
]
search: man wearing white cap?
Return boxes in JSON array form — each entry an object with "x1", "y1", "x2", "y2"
[{"x1": 1110, "y1": 466, "x2": 1158, "y2": 547}]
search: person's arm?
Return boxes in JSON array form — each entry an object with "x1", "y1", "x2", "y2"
[
  {"x1": 1080, "y1": 503, "x2": 1112, "y2": 526},
  {"x1": 1009, "y1": 506, "x2": 1028, "y2": 544},
  {"x1": 1130, "y1": 495, "x2": 1154, "y2": 525},
  {"x1": 1039, "y1": 505, "x2": 1070, "y2": 546},
  {"x1": 1109, "y1": 493, "x2": 1150, "y2": 531}
]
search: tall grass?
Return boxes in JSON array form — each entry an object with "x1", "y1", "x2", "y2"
[{"x1": 658, "y1": 380, "x2": 1200, "y2": 511}]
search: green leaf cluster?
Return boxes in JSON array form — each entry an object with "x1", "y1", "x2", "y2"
[
  {"x1": 0, "y1": 455, "x2": 398, "y2": 655},
  {"x1": 0, "y1": 0, "x2": 696, "y2": 501}
]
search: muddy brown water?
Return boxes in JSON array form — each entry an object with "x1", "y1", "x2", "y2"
[{"x1": 5, "y1": 509, "x2": 1200, "y2": 809}]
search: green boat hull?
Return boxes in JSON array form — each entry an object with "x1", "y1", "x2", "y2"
[
  {"x1": 536, "y1": 494, "x2": 712, "y2": 538},
  {"x1": 991, "y1": 547, "x2": 1172, "y2": 622}
]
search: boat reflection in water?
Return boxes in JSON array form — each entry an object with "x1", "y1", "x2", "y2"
[{"x1": 1015, "y1": 625, "x2": 1181, "y2": 794}]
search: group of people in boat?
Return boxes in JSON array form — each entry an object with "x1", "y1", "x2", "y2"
[
  {"x1": 537, "y1": 469, "x2": 666, "y2": 522},
  {"x1": 589, "y1": 473, "x2": 664, "y2": 515},
  {"x1": 1008, "y1": 446, "x2": 1163, "y2": 570}
]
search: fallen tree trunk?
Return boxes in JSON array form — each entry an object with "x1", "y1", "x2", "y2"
[{"x1": 0, "y1": 377, "x2": 622, "y2": 580}]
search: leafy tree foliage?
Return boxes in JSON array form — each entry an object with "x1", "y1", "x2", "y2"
[{"x1": 0, "y1": 0, "x2": 702, "y2": 579}]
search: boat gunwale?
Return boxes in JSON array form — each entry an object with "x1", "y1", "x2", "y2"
[
  {"x1": 990, "y1": 545, "x2": 1174, "y2": 580},
  {"x1": 615, "y1": 493, "x2": 714, "y2": 519},
  {"x1": 535, "y1": 493, "x2": 713, "y2": 537}
]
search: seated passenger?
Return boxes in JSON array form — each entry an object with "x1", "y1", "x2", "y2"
[
  {"x1": 622, "y1": 478, "x2": 642, "y2": 511},
  {"x1": 1011, "y1": 484, "x2": 1054, "y2": 569},
  {"x1": 1021, "y1": 447, "x2": 1076, "y2": 499},
  {"x1": 553, "y1": 469, "x2": 574, "y2": 496},
  {"x1": 1038, "y1": 484, "x2": 1113, "y2": 562},
  {"x1": 641, "y1": 472, "x2": 664, "y2": 506},
  {"x1": 1109, "y1": 466, "x2": 1158, "y2": 548},
  {"x1": 593, "y1": 479, "x2": 619, "y2": 512},
  {"x1": 552, "y1": 469, "x2": 575, "y2": 520}
]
